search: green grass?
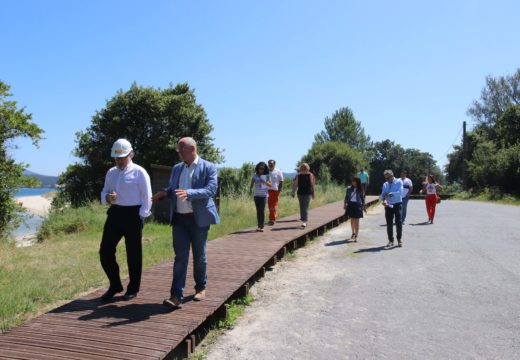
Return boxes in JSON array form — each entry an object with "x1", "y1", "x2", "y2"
[
  {"x1": 1, "y1": 184, "x2": 345, "y2": 332},
  {"x1": 451, "y1": 189, "x2": 520, "y2": 206}
]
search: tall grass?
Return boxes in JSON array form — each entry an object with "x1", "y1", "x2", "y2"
[{"x1": 0, "y1": 183, "x2": 346, "y2": 332}]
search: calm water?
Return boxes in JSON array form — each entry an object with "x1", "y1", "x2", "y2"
[{"x1": 15, "y1": 187, "x2": 56, "y2": 197}]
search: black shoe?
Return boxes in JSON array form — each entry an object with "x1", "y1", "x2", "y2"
[
  {"x1": 101, "y1": 285, "x2": 123, "y2": 301},
  {"x1": 123, "y1": 292, "x2": 138, "y2": 301},
  {"x1": 163, "y1": 296, "x2": 182, "y2": 309}
]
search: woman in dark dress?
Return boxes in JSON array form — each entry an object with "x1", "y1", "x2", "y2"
[{"x1": 344, "y1": 177, "x2": 366, "y2": 242}]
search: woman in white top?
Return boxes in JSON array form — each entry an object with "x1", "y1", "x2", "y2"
[
  {"x1": 249, "y1": 162, "x2": 271, "y2": 232},
  {"x1": 419, "y1": 174, "x2": 442, "y2": 224}
]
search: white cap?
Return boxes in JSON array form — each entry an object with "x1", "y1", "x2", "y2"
[{"x1": 111, "y1": 138, "x2": 133, "y2": 158}]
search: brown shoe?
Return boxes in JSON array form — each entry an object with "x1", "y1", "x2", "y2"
[
  {"x1": 163, "y1": 296, "x2": 182, "y2": 309},
  {"x1": 193, "y1": 290, "x2": 206, "y2": 301}
]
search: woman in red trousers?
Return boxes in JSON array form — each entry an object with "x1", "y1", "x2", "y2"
[{"x1": 419, "y1": 175, "x2": 442, "y2": 224}]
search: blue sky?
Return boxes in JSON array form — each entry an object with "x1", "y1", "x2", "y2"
[{"x1": 3, "y1": 0, "x2": 519, "y2": 176}]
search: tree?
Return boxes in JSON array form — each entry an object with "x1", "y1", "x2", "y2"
[
  {"x1": 57, "y1": 82, "x2": 223, "y2": 206},
  {"x1": 495, "y1": 104, "x2": 520, "y2": 147},
  {"x1": 369, "y1": 140, "x2": 441, "y2": 195},
  {"x1": 299, "y1": 141, "x2": 364, "y2": 185},
  {"x1": 0, "y1": 81, "x2": 44, "y2": 240},
  {"x1": 467, "y1": 69, "x2": 520, "y2": 139},
  {"x1": 314, "y1": 107, "x2": 372, "y2": 155},
  {"x1": 447, "y1": 69, "x2": 520, "y2": 195},
  {"x1": 218, "y1": 163, "x2": 255, "y2": 196}
]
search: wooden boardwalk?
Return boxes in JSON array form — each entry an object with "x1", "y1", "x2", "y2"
[{"x1": 0, "y1": 197, "x2": 378, "y2": 359}]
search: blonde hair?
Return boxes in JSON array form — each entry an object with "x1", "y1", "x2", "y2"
[{"x1": 299, "y1": 163, "x2": 310, "y2": 171}]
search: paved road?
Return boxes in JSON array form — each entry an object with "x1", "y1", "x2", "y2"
[{"x1": 205, "y1": 200, "x2": 520, "y2": 359}]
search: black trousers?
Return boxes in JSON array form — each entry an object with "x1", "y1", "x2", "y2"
[
  {"x1": 254, "y1": 196, "x2": 266, "y2": 228},
  {"x1": 384, "y1": 203, "x2": 402, "y2": 241},
  {"x1": 99, "y1": 205, "x2": 143, "y2": 293}
]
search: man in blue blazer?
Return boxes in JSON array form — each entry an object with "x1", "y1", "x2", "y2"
[{"x1": 152, "y1": 137, "x2": 219, "y2": 309}]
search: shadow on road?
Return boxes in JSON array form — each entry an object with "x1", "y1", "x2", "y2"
[
  {"x1": 410, "y1": 221, "x2": 431, "y2": 226},
  {"x1": 325, "y1": 239, "x2": 356, "y2": 246},
  {"x1": 354, "y1": 246, "x2": 394, "y2": 253}
]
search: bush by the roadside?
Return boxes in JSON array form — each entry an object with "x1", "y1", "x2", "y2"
[
  {"x1": 37, "y1": 202, "x2": 106, "y2": 241},
  {"x1": 451, "y1": 187, "x2": 520, "y2": 205}
]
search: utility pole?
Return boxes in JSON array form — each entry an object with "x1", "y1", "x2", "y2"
[{"x1": 462, "y1": 121, "x2": 467, "y2": 190}]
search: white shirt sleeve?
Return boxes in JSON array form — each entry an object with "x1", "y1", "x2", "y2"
[{"x1": 138, "y1": 169, "x2": 153, "y2": 218}]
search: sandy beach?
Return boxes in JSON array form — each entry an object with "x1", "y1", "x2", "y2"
[
  {"x1": 17, "y1": 195, "x2": 52, "y2": 217},
  {"x1": 13, "y1": 195, "x2": 52, "y2": 246}
]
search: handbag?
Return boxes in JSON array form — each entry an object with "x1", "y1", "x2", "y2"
[{"x1": 436, "y1": 195, "x2": 441, "y2": 204}]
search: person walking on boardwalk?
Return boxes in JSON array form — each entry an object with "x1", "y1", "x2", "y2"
[
  {"x1": 400, "y1": 170, "x2": 413, "y2": 225},
  {"x1": 291, "y1": 163, "x2": 316, "y2": 229},
  {"x1": 152, "y1": 137, "x2": 220, "y2": 309},
  {"x1": 357, "y1": 167, "x2": 370, "y2": 194},
  {"x1": 344, "y1": 177, "x2": 366, "y2": 242},
  {"x1": 249, "y1": 162, "x2": 271, "y2": 232},
  {"x1": 380, "y1": 169, "x2": 403, "y2": 248},
  {"x1": 99, "y1": 138, "x2": 152, "y2": 301},
  {"x1": 419, "y1": 174, "x2": 442, "y2": 224},
  {"x1": 267, "y1": 159, "x2": 284, "y2": 226}
]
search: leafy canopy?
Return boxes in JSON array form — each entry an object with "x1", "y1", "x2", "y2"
[
  {"x1": 57, "y1": 82, "x2": 223, "y2": 206},
  {"x1": 0, "y1": 81, "x2": 44, "y2": 240},
  {"x1": 369, "y1": 140, "x2": 442, "y2": 195},
  {"x1": 446, "y1": 68, "x2": 520, "y2": 194},
  {"x1": 300, "y1": 141, "x2": 364, "y2": 185},
  {"x1": 314, "y1": 107, "x2": 372, "y2": 154}
]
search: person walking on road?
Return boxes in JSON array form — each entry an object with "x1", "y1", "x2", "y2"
[
  {"x1": 400, "y1": 171, "x2": 413, "y2": 225},
  {"x1": 249, "y1": 162, "x2": 271, "y2": 232},
  {"x1": 152, "y1": 137, "x2": 220, "y2": 309},
  {"x1": 99, "y1": 138, "x2": 152, "y2": 301},
  {"x1": 291, "y1": 163, "x2": 316, "y2": 229},
  {"x1": 419, "y1": 174, "x2": 442, "y2": 224},
  {"x1": 380, "y1": 169, "x2": 403, "y2": 248},
  {"x1": 267, "y1": 160, "x2": 284, "y2": 226},
  {"x1": 344, "y1": 177, "x2": 366, "y2": 242},
  {"x1": 357, "y1": 167, "x2": 370, "y2": 194}
]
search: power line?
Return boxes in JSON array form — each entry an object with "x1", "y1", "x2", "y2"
[{"x1": 436, "y1": 124, "x2": 463, "y2": 163}]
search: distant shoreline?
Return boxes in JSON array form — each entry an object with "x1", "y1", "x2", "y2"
[{"x1": 15, "y1": 187, "x2": 56, "y2": 198}]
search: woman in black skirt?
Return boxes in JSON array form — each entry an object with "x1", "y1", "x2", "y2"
[{"x1": 344, "y1": 177, "x2": 366, "y2": 242}]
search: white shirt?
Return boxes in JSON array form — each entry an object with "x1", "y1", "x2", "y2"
[
  {"x1": 253, "y1": 174, "x2": 269, "y2": 197},
  {"x1": 268, "y1": 168, "x2": 284, "y2": 191},
  {"x1": 176, "y1": 156, "x2": 199, "y2": 213},
  {"x1": 402, "y1": 177, "x2": 413, "y2": 197},
  {"x1": 350, "y1": 188, "x2": 358, "y2": 202},
  {"x1": 101, "y1": 161, "x2": 152, "y2": 218},
  {"x1": 426, "y1": 183, "x2": 437, "y2": 195}
]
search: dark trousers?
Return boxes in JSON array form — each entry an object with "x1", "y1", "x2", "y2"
[
  {"x1": 384, "y1": 203, "x2": 402, "y2": 241},
  {"x1": 254, "y1": 196, "x2": 267, "y2": 228},
  {"x1": 99, "y1": 205, "x2": 143, "y2": 293}
]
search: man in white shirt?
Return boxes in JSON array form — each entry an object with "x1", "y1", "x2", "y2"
[
  {"x1": 400, "y1": 170, "x2": 413, "y2": 225},
  {"x1": 267, "y1": 160, "x2": 284, "y2": 225},
  {"x1": 99, "y1": 139, "x2": 152, "y2": 301}
]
